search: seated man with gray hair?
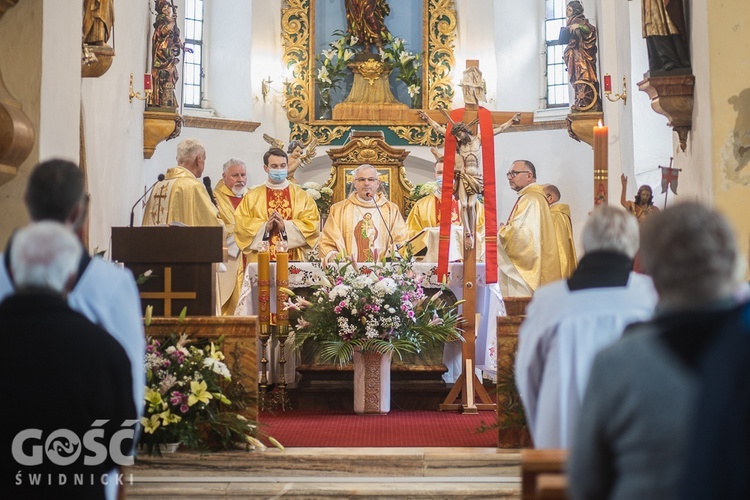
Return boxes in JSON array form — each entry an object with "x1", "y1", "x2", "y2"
[
  {"x1": 0, "y1": 222, "x2": 137, "y2": 498},
  {"x1": 515, "y1": 205, "x2": 658, "y2": 448},
  {"x1": 570, "y1": 202, "x2": 746, "y2": 500}
]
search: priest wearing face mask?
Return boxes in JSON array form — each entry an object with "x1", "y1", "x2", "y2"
[
  {"x1": 405, "y1": 157, "x2": 485, "y2": 261},
  {"x1": 234, "y1": 148, "x2": 320, "y2": 262},
  {"x1": 319, "y1": 163, "x2": 408, "y2": 262}
]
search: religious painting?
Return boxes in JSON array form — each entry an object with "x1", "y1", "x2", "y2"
[{"x1": 281, "y1": 0, "x2": 457, "y2": 146}]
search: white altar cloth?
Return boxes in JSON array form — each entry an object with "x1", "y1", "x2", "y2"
[{"x1": 235, "y1": 261, "x2": 505, "y2": 385}]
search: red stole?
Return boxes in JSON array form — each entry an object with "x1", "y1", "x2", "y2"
[
  {"x1": 266, "y1": 187, "x2": 292, "y2": 261},
  {"x1": 437, "y1": 107, "x2": 498, "y2": 283}
]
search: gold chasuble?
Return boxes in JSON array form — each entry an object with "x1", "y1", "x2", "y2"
[
  {"x1": 320, "y1": 193, "x2": 408, "y2": 261},
  {"x1": 549, "y1": 203, "x2": 578, "y2": 279},
  {"x1": 142, "y1": 166, "x2": 223, "y2": 227},
  {"x1": 214, "y1": 179, "x2": 245, "y2": 315},
  {"x1": 405, "y1": 195, "x2": 486, "y2": 261},
  {"x1": 233, "y1": 182, "x2": 319, "y2": 262},
  {"x1": 498, "y1": 183, "x2": 561, "y2": 296}
]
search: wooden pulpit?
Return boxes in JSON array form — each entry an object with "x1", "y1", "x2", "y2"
[{"x1": 111, "y1": 226, "x2": 223, "y2": 317}]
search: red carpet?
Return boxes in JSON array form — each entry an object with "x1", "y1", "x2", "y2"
[{"x1": 258, "y1": 409, "x2": 498, "y2": 447}]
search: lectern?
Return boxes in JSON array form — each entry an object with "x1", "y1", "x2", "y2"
[{"x1": 111, "y1": 226, "x2": 223, "y2": 316}]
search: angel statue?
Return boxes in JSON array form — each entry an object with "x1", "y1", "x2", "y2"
[
  {"x1": 262, "y1": 135, "x2": 319, "y2": 184},
  {"x1": 418, "y1": 110, "x2": 520, "y2": 249}
]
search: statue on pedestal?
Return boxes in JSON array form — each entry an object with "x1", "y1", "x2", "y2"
[
  {"x1": 561, "y1": 0, "x2": 601, "y2": 112},
  {"x1": 345, "y1": 0, "x2": 391, "y2": 54}
]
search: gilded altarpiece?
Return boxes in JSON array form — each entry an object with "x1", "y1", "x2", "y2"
[
  {"x1": 324, "y1": 131, "x2": 413, "y2": 215},
  {"x1": 281, "y1": 0, "x2": 457, "y2": 147}
]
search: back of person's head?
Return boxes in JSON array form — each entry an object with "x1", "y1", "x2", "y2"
[
  {"x1": 10, "y1": 221, "x2": 82, "y2": 294},
  {"x1": 581, "y1": 205, "x2": 640, "y2": 258},
  {"x1": 24, "y1": 159, "x2": 86, "y2": 224},
  {"x1": 176, "y1": 138, "x2": 205, "y2": 165},
  {"x1": 640, "y1": 202, "x2": 741, "y2": 309},
  {"x1": 544, "y1": 184, "x2": 561, "y2": 202}
]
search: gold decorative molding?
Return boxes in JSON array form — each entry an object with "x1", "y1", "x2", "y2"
[
  {"x1": 282, "y1": 0, "x2": 457, "y2": 145},
  {"x1": 182, "y1": 116, "x2": 260, "y2": 133},
  {"x1": 566, "y1": 111, "x2": 603, "y2": 148},
  {"x1": 81, "y1": 44, "x2": 114, "y2": 78},
  {"x1": 143, "y1": 110, "x2": 182, "y2": 159},
  {"x1": 0, "y1": 72, "x2": 34, "y2": 185},
  {"x1": 637, "y1": 74, "x2": 695, "y2": 152},
  {"x1": 324, "y1": 131, "x2": 413, "y2": 214}
]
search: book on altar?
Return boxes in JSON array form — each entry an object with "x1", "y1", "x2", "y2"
[{"x1": 400, "y1": 226, "x2": 464, "y2": 262}]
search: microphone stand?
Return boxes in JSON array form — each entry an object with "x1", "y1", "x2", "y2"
[
  {"x1": 130, "y1": 174, "x2": 165, "y2": 227},
  {"x1": 367, "y1": 192, "x2": 399, "y2": 261}
]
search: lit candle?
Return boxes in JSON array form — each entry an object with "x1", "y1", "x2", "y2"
[
  {"x1": 258, "y1": 244, "x2": 271, "y2": 327},
  {"x1": 275, "y1": 245, "x2": 289, "y2": 327},
  {"x1": 144, "y1": 73, "x2": 153, "y2": 91},
  {"x1": 603, "y1": 74, "x2": 612, "y2": 93},
  {"x1": 593, "y1": 120, "x2": 609, "y2": 204}
]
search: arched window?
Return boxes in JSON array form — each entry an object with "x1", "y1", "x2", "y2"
[
  {"x1": 544, "y1": 0, "x2": 569, "y2": 108},
  {"x1": 182, "y1": 0, "x2": 204, "y2": 108}
]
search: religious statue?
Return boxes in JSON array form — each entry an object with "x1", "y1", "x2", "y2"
[
  {"x1": 262, "y1": 134, "x2": 319, "y2": 184},
  {"x1": 642, "y1": 0, "x2": 691, "y2": 74},
  {"x1": 620, "y1": 174, "x2": 660, "y2": 223},
  {"x1": 418, "y1": 110, "x2": 521, "y2": 249},
  {"x1": 345, "y1": 0, "x2": 391, "y2": 54},
  {"x1": 150, "y1": 0, "x2": 183, "y2": 109},
  {"x1": 561, "y1": 1, "x2": 602, "y2": 112},
  {"x1": 82, "y1": 0, "x2": 114, "y2": 46}
]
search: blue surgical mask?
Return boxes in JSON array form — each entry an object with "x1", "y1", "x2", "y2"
[
  {"x1": 269, "y1": 169, "x2": 288, "y2": 183},
  {"x1": 436, "y1": 176, "x2": 443, "y2": 188}
]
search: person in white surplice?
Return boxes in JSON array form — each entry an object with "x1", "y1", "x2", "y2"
[{"x1": 515, "y1": 205, "x2": 658, "y2": 448}]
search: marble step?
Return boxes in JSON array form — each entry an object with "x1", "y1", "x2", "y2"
[{"x1": 124, "y1": 447, "x2": 522, "y2": 498}]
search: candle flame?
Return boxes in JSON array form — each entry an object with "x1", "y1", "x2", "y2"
[{"x1": 598, "y1": 119, "x2": 603, "y2": 127}]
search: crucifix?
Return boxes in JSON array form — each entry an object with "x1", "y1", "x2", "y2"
[
  {"x1": 140, "y1": 266, "x2": 197, "y2": 316},
  {"x1": 419, "y1": 60, "x2": 528, "y2": 413}
]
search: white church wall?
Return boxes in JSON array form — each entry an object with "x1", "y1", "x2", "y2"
[{"x1": 81, "y1": 2, "x2": 152, "y2": 255}]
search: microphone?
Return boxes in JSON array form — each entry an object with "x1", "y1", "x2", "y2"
[
  {"x1": 203, "y1": 176, "x2": 218, "y2": 207},
  {"x1": 130, "y1": 174, "x2": 165, "y2": 227},
  {"x1": 367, "y1": 193, "x2": 400, "y2": 260}
]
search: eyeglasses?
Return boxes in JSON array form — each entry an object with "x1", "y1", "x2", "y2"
[
  {"x1": 355, "y1": 177, "x2": 378, "y2": 183},
  {"x1": 506, "y1": 170, "x2": 531, "y2": 179}
]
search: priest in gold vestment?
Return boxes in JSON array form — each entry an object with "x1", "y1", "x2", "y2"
[
  {"x1": 214, "y1": 158, "x2": 248, "y2": 315},
  {"x1": 406, "y1": 157, "x2": 486, "y2": 261},
  {"x1": 544, "y1": 184, "x2": 577, "y2": 278},
  {"x1": 142, "y1": 138, "x2": 223, "y2": 228},
  {"x1": 234, "y1": 148, "x2": 320, "y2": 262},
  {"x1": 320, "y1": 164, "x2": 407, "y2": 261},
  {"x1": 498, "y1": 160, "x2": 561, "y2": 297}
]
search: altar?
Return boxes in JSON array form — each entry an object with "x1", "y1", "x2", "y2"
[{"x1": 235, "y1": 261, "x2": 505, "y2": 387}]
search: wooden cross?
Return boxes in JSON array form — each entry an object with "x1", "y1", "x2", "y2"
[
  {"x1": 140, "y1": 266, "x2": 197, "y2": 316},
  {"x1": 439, "y1": 60, "x2": 511, "y2": 413}
]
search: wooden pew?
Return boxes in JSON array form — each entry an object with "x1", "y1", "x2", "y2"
[{"x1": 521, "y1": 448, "x2": 567, "y2": 500}]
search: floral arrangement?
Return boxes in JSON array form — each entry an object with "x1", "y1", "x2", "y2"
[
  {"x1": 409, "y1": 181, "x2": 440, "y2": 202},
  {"x1": 314, "y1": 30, "x2": 424, "y2": 114},
  {"x1": 302, "y1": 181, "x2": 334, "y2": 216},
  {"x1": 139, "y1": 307, "x2": 281, "y2": 454},
  {"x1": 380, "y1": 32, "x2": 422, "y2": 108},
  {"x1": 289, "y1": 257, "x2": 463, "y2": 366}
]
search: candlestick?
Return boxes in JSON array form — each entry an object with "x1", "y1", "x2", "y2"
[
  {"x1": 593, "y1": 120, "x2": 609, "y2": 205},
  {"x1": 144, "y1": 73, "x2": 153, "y2": 91},
  {"x1": 603, "y1": 74, "x2": 612, "y2": 93},
  {"x1": 258, "y1": 242, "x2": 271, "y2": 327},
  {"x1": 275, "y1": 247, "x2": 289, "y2": 327}
]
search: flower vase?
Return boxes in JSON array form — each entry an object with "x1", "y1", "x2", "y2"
[
  {"x1": 318, "y1": 88, "x2": 332, "y2": 120},
  {"x1": 159, "y1": 442, "x2": 181, "y2": 453},
  {"x1": 352, "y1": 348, "x2": 392, "y2": 415}
]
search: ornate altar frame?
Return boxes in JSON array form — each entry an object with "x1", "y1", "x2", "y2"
[
  {"x1": 324, "y1": 131, "x2": 413, "y2": 214},
  {"x1": 281, "y1": 0, "x2": 457, "y2": 146}
]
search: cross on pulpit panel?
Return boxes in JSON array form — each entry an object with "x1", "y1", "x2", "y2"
[{"x1": 140, "y1": 267, "x2": 197, "y2": 317}]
